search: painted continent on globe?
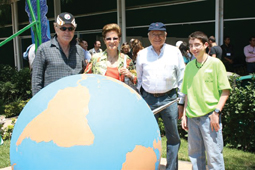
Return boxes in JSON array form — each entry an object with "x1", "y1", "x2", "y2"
[{"x1": 11, "y1": 74, "x2": 161, "y2": 170}]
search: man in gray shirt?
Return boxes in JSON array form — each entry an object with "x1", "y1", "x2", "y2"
[{"x1": 32, "y1": 12, "x2": 85, "y2": 96}]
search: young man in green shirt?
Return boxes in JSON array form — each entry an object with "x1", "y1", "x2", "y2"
[{"x1": 181, "y1": 31, "x2": 231, "y2": 170}]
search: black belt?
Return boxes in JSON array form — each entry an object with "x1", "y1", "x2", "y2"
[{"x1": 141, "y1": 86, "x2": 175, "y2": 97}]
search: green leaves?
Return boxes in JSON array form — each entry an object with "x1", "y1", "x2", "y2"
[
  {"x1": 222, "y1": 75, "x2": 255, "y2": 152},
  {"x1": 0, "y1": 64, "x2": 32, "y2": 117}
]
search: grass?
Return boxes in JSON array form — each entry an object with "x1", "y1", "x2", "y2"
[
  {"x1": 0, "y1": 140, "x2": 10, "y2": 168},
  {"x1": 162, "y1": 136, "x2": 255, "y2": 170},
  {"x1": 1, "y1": 138, "x2": 255, "y2": 169}
]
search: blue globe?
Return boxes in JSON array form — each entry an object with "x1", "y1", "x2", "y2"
[{"x1": 10, "y1": 74, "x2": 162, "y2": 170}]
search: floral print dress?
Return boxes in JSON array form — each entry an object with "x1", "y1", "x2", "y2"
[{"x1": 84, "y1": 50, "x2": 137, "y2": 84}]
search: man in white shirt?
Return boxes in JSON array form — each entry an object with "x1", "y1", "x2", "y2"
[
  {"x1": 89, "y1": 40, "x2": 102, "y2": 56},
  {"x1": 136, "y1": 22, "x2": 185, "y2": 170}
]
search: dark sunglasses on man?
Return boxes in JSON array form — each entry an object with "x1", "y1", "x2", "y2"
[{"x1": 59, "y1": 26, "x2": 75, "y2": 31}]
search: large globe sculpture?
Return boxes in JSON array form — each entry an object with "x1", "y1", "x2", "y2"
[{"x1": 10, "y1": 74, "x2": 162, "y2": 170}]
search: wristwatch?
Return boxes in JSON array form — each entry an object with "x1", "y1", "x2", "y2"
[{"x1": 214, "y1": 108, "x2": 221, "y2": 115}]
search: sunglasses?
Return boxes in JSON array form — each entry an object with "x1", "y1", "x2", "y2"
[
  {"x1": 59, "y1": 26, "x2": 75, "y2": 31},
  {"x1": 105, "y1": 37, "x2": 119, "y2": 41}
]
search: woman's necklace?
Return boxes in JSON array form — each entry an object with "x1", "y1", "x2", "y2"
[
  {"x1": 108, "y1": 55, "x2": 118, "y2": 63},
  {"x1": 195, "y1": 55, "x2": 208, "y2": 69},
  {"x1": 107, "y1": 52, "x2": 119, "y2": 66}
]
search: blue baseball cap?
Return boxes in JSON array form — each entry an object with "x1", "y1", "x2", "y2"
[{"x1": 148, "y1": 22, "x2": 166, "y2": 32}]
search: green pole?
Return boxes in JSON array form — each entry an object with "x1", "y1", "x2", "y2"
[
  {"x1": 0, "y1": 21, "x2": 37, "y2": 47},
  {"x1": 26, "y1": 0, "x2": 41, "y2": 50},
  {"x1": 36, "y1": 0, "x2": 42, "y2": 45},
  {"x1": 0, "y1": 0, "x2": 43, "y2": 50},
  {"x1": 26, "y1": 0, "x2": 37, "y2": 23}
]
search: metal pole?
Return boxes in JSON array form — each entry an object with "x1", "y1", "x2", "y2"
[
  {"x1": 121, "y1": 0, "x2": 126, "y2": 44},
  {"x1": 219, "y1": 0, "x2": 224, "y2": 46},
  {"x1": 14, "y1": 1, "x2": 22, "y2": 70},
  {"x1": 11, "y1": 2, "x2": 17, "y2": 68},
  {"x1": 152, "y1": 99, "x2": 179, "y2": 115},
  {"x1": 117, "y1": 0, "x2": 121, "y2": 49},
  {"x1": 54, "y1": 0, "x2": 61, "y2": 18},
  {"x1": 117, "y1": 0, "x2": 120, "y2": 26},
  {"x1": 215, "y1": 0, "x2": 219, "y2": 45},
  {"x1": 11, "y1": 0, "x2": 22, "y2": 70}
]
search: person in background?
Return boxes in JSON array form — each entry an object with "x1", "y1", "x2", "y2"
[
  {"x1": 179, "y1": 42, "x2": 195, "y2": 65},
  {"x1": 129, "y1": 38, "x2": 136, "y2": 58},
  {"x1": 85, "y1": 23, "x2": 136, "y2": 85},
  {"x1": 208, "y1": 36, "x2": 222, "y2": 60},
  {"x1": 175, "y1": 40, "x2": 183, "y2": 48},
  {"x1": 89, "y1": 40, "x2": 102, "y2": 56},
  {"x1": 131, "y1": 39, "x2": 144, "y2": 65},
  {"x1": 23, "y1": 44, "x2": 35, "y2": 70},
  {"x1": 77, "y1": 38, "x2": 91, "y2": 64},
  {"x1": 221, "y1": 36, "x2": 234, "y2": 72},
  {"x1": 136, "y1": 22, "x2": 185, "y2": 170},
  {"x1": 182, "y1": 31, "x2": 231, "y2": 170},
  {"x1": 243, "y1": 36, "x2": 255, "y2": 74},
  {"x1": 129, "y1": 38, "x2": 135, "y2": 50},
  {"x1": 121, "y1": 42, "x2": 132, "y2": 58},
  {"x1": 32, "y1": 12, "x2": 85, "y2": 96}
]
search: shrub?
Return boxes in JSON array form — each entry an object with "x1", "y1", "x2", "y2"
[
  {"x1": 0, "y1": 81, "x2": 19, "y2": 104},
  {"x1": 158, "y1": 118, "x2": 165, "y2": 136},
  {"x1": 0, "y1": 118, "x2": 16, "y2": 141},
  {"x1": 4, "y1": 99, "x2": 29, "y2": 118},
  {"x1": 12, "y1": 67, "x2": 32, "y2": 100},
  {"x1": 0, "y1": 64, "x2": 31, "y2": 105},
  {"x1": 0, "y1": 99, "x2": 4, "y2": 115},
  {"x1": 2, "y1": 125, "x2": 14, "y2": 140},
  {"x1": 0, "y1": 65, "x2": 16, "y2": 82},
  {"x1": 222, "y1": 75, "x2": 255, "y2": 152}
]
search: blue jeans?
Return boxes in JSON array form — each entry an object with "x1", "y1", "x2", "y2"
[
  {"x1": 188, "y1": 112, "x2": 224, "y2": 170},
  {"x1": 142, "y1": 89, "x2": 180, "y2": 170}
]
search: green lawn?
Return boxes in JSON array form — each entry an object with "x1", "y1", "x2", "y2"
[
  {"x1": 0, "y1": 140, "x2": 10, "y2": 168},
  {"x1": 162, "y1": 136, "x2": 255, "y2": 170},
  {"x1": 1, "y1": 138, "x2": 255, "y2": 169}
]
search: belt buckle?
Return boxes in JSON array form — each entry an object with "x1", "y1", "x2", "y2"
[{"x1": 153, "y1": 93, "x2": 162, "y2": 97}]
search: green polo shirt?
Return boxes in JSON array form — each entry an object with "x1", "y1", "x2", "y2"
[{"x1": 181, "y1": 56, "x2": 231, "y2": 118}]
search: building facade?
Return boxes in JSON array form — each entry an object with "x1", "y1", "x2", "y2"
[{"x1": 0, "y1": 0, "x2": 254, "y2": 70}]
